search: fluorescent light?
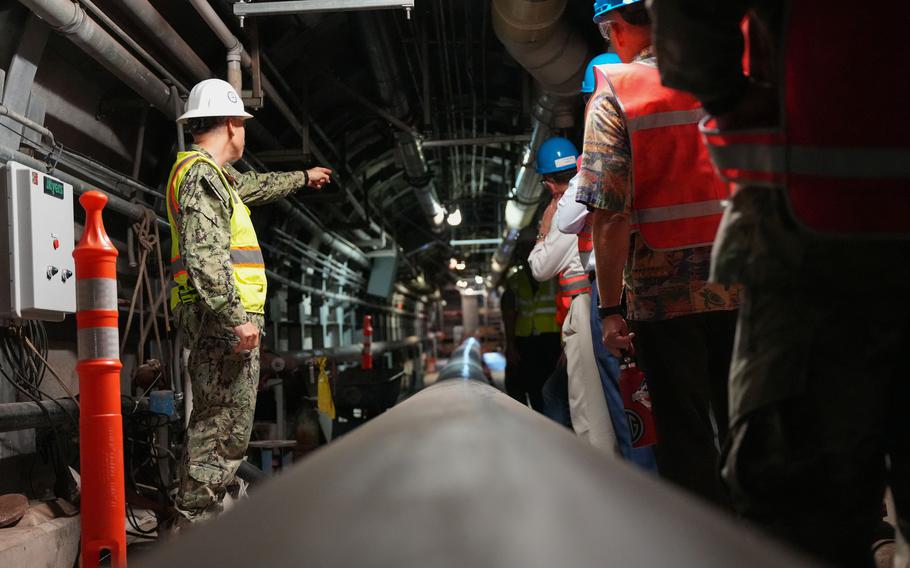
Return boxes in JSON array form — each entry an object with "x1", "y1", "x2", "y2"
[
  {"x1": 446, "y1": 208, "x2": 462, "y2": 226},
  {"x1": 474, "y1": 275, "x2": 484, "y2": 284}
]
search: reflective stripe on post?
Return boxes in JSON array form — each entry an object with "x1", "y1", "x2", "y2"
[
  {"x1": 73, "y1": 191, "x2": 127, "y2": 568},
  {"x1": 362, "y1": 315, "x2": 373, "y2": 370}
]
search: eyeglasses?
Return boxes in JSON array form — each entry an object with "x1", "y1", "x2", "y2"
[{"x1": 598, "y1": 19, "x2": 615, "y2": 41}]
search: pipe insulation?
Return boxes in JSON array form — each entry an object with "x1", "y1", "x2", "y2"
[
  {"x1": 17, "y1": 0, "x2": 177, "y2": 118},
  {"x1": 355, "y1": 12, "x2": 445, "y2": 231},
  {"x1": 491, "y1": 0, "x2": 590, "y2": 97},
  {"x1": 136, "y1": 341, "x2": 818, "y2": 568}
]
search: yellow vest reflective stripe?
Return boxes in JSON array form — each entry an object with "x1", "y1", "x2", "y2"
[
  {"x1": 507, "y1": 270, "x2": 560, "y2": 337},
  {"x1": 166, "y1": 152, "x2": 267, "y2": 314}
]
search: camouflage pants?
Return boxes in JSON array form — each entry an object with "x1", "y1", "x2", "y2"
[{"x1": 174, "y1": 302, "x2": 263, "y2": 521}]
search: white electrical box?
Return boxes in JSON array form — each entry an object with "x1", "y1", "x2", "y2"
[{"x1": 0, "y1": 161, "x2": 76, "y2": 321}]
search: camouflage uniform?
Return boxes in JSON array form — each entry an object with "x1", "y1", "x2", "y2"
[{"x1": 171, "y1": 145, "x2": 308, "y2": 521}]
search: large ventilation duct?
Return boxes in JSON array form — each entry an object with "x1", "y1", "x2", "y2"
[
  {"x1": 491, "y1": 94, "x2": 570, "y2": 276},
  {"x1": 355, "y1": 12, "x2": 446, "y2": 231},
  {"x1": 17, "y1": 0, "x2": 178, "y2": 118},
  {"x1": 491, "y1": 0, "x2": 590, "y2": 276},
  {"x1": 492, "y1": 0, "x2": 590, "y2": 97}
]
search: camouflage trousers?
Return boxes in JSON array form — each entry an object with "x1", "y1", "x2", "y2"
[{"x1": 174, "y1": 302, "x2": 263, "y2": 521}]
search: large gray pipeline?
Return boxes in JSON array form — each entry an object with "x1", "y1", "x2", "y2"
[
  {"x1": 118, "y1": 0, "x2": 212, "y2": 81},
  {"x1": 491, "y1": 0, "x2": 590, "y2": 97},
  {"x1": 136, "y1": 340, "x2": 818, "y2": 568},
  {"x1": 355, "y1": 12, "x2": 445, "y2": 231},
  {"x1": 17, "y1": 0, "x2": 177, "y2": 118}
]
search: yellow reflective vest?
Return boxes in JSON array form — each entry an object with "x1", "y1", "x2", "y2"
[
  {"x1": 166, "y1": 152, "x2": 267, "y2": 314},
  {"x1": 506, "y1": 268, "x2": 560, "y2": 337}
]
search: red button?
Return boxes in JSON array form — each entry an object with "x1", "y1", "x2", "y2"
[{"x1": 53, "y1": 239, "x2": 59, "y2": 250}]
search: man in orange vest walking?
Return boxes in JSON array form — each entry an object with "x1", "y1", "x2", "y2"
[
  {"x1": 577, "y1": 0, "x2": 741, "y2": 506},
  {"x1": 648, "y1": 1, "x2": 910, "y2": 565}
]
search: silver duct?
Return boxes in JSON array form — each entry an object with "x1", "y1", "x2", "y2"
[
  {"x1": 489, "y1": 0, "x2": 590, "y2": 277},
  {"x1": 491, "y1": 95, "x2": 573, "y2": 277},
  {"x1": 355, "y1": 12, "x2": 445, "y2": 231},
  {"x1": 491, "y1": 0, "x2": 590, "y2": 97},
  {"x1": 17, "y1": 0, "x2": 177, "y2": 118}
]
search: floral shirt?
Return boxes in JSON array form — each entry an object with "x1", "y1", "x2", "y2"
[{"x1": 575, "y1": 48, "x2": 740, "y2": 321}]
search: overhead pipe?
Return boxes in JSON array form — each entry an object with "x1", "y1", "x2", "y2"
[
  {"x1": 491, "y1": 0, "x2": 590, "y2": 97},
  {"x1": 0, "y1": 143, "x2": 166, "y2": 229},
  {"x1": 491, "y1": 94, "x2": 568, "y2": 274},
  {"x1": 17, "y1": 0, "x2": 178, "y2": 118},
  {"x1": 354, "y1": 12, "x2": 446, "y2": 231},
  {"x1": 118, "y1": 0, "x2": 212, "y2": 81},
  {"x1": 135, "y1": 340, "x2": 817, "y2": 568},
  {"x1": 270, "y1": 200, "x2": 370, "y2": 269}
]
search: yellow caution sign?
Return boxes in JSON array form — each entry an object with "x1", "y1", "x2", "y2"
[{"x1": 316, "y1": 357, "x2": 336, "y2": 419}]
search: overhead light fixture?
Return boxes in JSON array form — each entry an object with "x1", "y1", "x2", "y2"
[
  {"x1": 433, "y1": 206, "x2": 447, "y2": 226},
  {"x1": 448, "y1": 257, "x2": 458, "y2": 270},
  {"x1": 446, "y1": 207, "x2": 462, "y2": 227},
  {"x1": 455, "y1": 261, "x2": 466, "y2": 271},
  {"x1": 474, "y1": 275, "x2": 484, "y2": 285},
  {"x1": 456, "y1": 280, "x2": 468, "y2": 288}
]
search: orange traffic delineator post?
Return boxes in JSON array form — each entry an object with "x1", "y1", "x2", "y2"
[
  {"x1": 362, "y1": 315, "x2": 373, "y2": 370},
  {"x1": 73, "y1": 191, "x2": 127, "y2": 568}
]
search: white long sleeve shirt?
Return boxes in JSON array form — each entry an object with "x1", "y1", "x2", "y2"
[
  {"x1": 528, "y1": 199, "x2": 585, "y2": 282},
  {"x1": 557, "y1": 177, "x2": 596, "y2": 274}
]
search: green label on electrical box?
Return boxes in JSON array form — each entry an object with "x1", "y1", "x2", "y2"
[{"x1": 43, "y1": 177, "x2": 64, "y2": 200}]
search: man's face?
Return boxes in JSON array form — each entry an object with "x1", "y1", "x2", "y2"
[{"x1": 228, "y1": 117, "x2": 246, "y2": 159}]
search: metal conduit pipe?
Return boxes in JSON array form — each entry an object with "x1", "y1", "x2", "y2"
[
  {"x1": 0, "y1": 143, "x2": 166, "y2": 228},
  {"x1": 17, "y1": 0, "x2": 177, "y2": 118},
  {"x1": 262, "y1": 337, "x2": 423, "y2": 372},
  {"x1": 0, "y1": 103, "x2": 54, "y2": 146},
  {"x1": 136, "y1": 338, "x2": 818, "y2": 568},
  {"x1": 491, "y1": 0, "x2": 590, "y2": 97},
  {"x1": 118, "y1": 0, "x2": 212, "y2": 81},
  {"x1": 355, "y1": 12, "x2": 446, "y2": 231},
  {"x1": 270, "y1": 200, "x2": 370, "y2": 269}
]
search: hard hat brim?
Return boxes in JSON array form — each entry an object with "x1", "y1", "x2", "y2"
[{"x1": 177, "y1": 109, "x2": 254, "y2": 122}]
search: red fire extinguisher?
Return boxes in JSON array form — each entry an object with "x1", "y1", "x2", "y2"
[{"x1": 619, "y1": 354, "x2": 658, "y2": 448}]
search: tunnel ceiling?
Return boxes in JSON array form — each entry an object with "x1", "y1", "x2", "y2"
[{"x1": 11, "y1": 0, "x2": 601, "y2": 289}]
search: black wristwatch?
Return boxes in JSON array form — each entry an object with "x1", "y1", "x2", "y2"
[{"x1": 597, "y1": 304, "x2": 624, "y2": 319}]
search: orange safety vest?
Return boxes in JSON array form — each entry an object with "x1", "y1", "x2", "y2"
[
  {"x1": 577, "y1": 213, "x2": 594, "y2": 269},
  {"x1": 700, "y1": 5, "x2": 910, "y2": 236},
  {"x1": 594, "y1": 63, "x2": 730, "y2": 250},
  {"x1": 556, "y1": 271, "x2": 590, "y2": 326}
]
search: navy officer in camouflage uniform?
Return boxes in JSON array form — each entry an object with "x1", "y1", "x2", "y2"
[{"x1": 166, "y1": 79, "x2": 331, "y2": 523}]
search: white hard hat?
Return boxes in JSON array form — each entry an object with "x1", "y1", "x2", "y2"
[{"x1": 178, "y1": 78, "x2": 253, "y2": 122}]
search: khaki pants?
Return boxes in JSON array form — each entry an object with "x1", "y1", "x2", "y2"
[{"x1": 562, "y1": 292, "x2": 617, "y2": 455}]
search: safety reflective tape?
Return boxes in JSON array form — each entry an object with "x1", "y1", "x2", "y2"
[
  {"x1": 77, "y1": 327, "x2": 120, "y2": 361},
  {"x1": 171, "y1": 256, "x2": 185, "y2": 273},
  {"x1": 76, "y1": 279, "x2": 117, "y2": 311},
  {"x1": 790, "y1": 147, "x2": 910, "y2": 179},
  {"x1": 230, "y1": 248, "x2": 264, "y2": 265},
  {"x1": 707, "y1": 143, "x2": 786, "y2": 174},
  {"x1": 628, "y1": 108, "x2": 706, "y2": 132},
  {"x1": 559, "y1": 279, "x2": 591, "y2": 294},
  {"x1": 535, "y1": 306, "x2": 557, "y2": 314},
  {"x1": 634, "y1": 199, "x2": 727, "y2": 224}
]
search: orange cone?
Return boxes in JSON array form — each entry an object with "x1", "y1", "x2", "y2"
[{"x1": 73, "y1": 191, "x2": 126, "y2": 567}]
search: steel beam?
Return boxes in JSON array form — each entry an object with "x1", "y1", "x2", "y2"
[
  {"x1": 234, "y1": 0, "x2": 414, "y2": 16},
  {"x1": 0, "y1": 13, "x2": 49, "y2": 148}
]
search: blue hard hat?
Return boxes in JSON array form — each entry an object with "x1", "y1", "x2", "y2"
[
  {"x1": 536, "y1": 137, "x2": 579, "y2": 175},
  {"x1": 593, "y1": 0, "x2": 642, "y2": 22},
  {"x1": 581, "y1": 52, "x2": 621, "y2": 93}
]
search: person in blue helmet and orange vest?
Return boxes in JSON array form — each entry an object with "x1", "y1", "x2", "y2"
[
  {"x1": 575, "y1": 0, "x2": 741, "y2": 506},
  {"x1": 528, "y1": 137, "x2": 618, "y2": 450},
  {"x1": 557, "y1": 52, "x2": 658, "y2": 472},
  {"x1": 647, "y1": 1, "x2": 910, "y2": 566}
]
